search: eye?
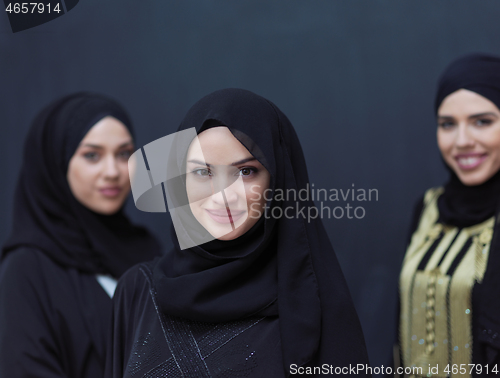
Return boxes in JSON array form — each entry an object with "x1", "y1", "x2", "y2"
[
  {"x1": 237, "y1": 167, "x2": 258, "y2": 177},
  {"x1": 117, "y1": 150, "x2": 133, "y2": 160},
  {"x1": 193, "y1": 168, "x2": 212, "y2": 177},
  {"x1": 83, "y1": 152, "x2": 100, "y2": 162},
  {"x1": 438, "y1": 120, "x2": 455, "y2": 130},
  {"x1": 473, "y1": 118, "x2": 494, "y2": 127}
]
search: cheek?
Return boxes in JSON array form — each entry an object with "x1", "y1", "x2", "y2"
[
  {"x1": 119, "y1": 161, "x2": 130, "y2": 180},
  {"x1": 437, "y1": 131, "x2": 453, "y2": 158},
  {"x1": 186, "y1": 177, "x2": 201, "y2": 205},
  {"x1": 118, "y1": 162, "x2": 131, "y2": 191},
  {"x1": 185, "y1": 176, "x2": 196, "y2": 202},
  {"x1": 67, "y1": 161, "x2": 97, "y2": 199},
  {"x1": 484, "y1": 127, "x2": 500, "y2": 151},
  {"x1": 185, "y1": 178, "x2": 208, "y2": 217},
  {"x1": 483, "y1": 129, "x2": 500, "y2": 168},
  {"x1": 245, "y1": 178, "x2": 269, "y2": 207}
]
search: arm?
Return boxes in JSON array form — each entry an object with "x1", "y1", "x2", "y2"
[
  {"x1": 387, "y1": 194, "x2": 425, "y2": 377},
  {"x1": 105, "y1": 264, "x2": 145, "y2": 378},
  {"x1": 0, "y1": 249, "x2": 66, "y2": 378}
]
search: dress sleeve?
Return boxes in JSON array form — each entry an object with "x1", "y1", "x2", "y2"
[
  {"x1": 385, "y1": 193, "x2": 426, "y2": 377},
  {"x1": 0, "y1": 249, "x2": 66, "y2": 378},
  {"x1": 105, "y1": 264, "x2": 145, "y2": 378},
  {"x1": 406, "y1": 194, "x2": 425, "y2": 247}
]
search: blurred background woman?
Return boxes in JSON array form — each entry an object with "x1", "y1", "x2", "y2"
[
  {"x1": 398, "y1": 54, "x2": 500, "y2": 377},
  {"x1": 0, "y1": 93, "x2": 161, "y2": 378}
]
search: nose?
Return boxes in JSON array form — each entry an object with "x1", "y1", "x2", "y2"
[
  {"x1": 455, "y1": 124, "x2": 474, "y2": 148},
  {"x1": 211, "y1": 186, "x2": 239, "y2": 207},
  {"x1": 103, "y1": 155, "x2": 120, "y2": 179},
  {"x1": 210, "y1": 175, "x2": 240, "y2": 207}
]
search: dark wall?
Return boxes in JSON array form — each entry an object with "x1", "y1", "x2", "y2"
[{"x1": 2, "y1": 1, "x2": 500, "y2": 370}]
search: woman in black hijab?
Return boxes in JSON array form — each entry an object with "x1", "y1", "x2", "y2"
[
  {"x1": 0, "y1": 92, "x2": 160, "y2": 378},
  {"x1": 397, "y1": 54, "x2": 500, "y2": 377},
  {"x1": 107, "y1": 88, "x2": 370, "y2": 377}
]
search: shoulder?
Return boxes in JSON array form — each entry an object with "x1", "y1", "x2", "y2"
[
  {"x1": 0, "y1": 248, "x2": 67, "y2": 320},
  {"x1": 411, "y1": 187, "x2": 443, "y2": 218},
  {"x1": 422, "y1": 186, "x2": 444, "y2": 204},
  {"x1": 0, "y1": 247, "x2": 63, "y2": 285},
  {"x1": 405, "y1": 187, "x2": 443, "y2": 245},
  {"x1": 113, "y1": 259, "x2": 158, "y2": 310},
  {"x1": 116, "y1": 259, "x2": 156, "y2": 291},
  {"x1": 2, "y1": 246, "x2": 50, "y2": 267},
  {"x1": 0, "y1": 247, "x2": 102, "y2": 310}
]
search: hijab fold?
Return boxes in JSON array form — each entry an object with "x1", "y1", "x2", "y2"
[
  {"x1": 438, "y1": 170, "x2": 500, "y2": 228},
  {"x1": 151, "y1": 88, "x2": 369, "y2": 375},
  {"x1": 2, "y1": 92, "x2": 160, "y2": 278}
]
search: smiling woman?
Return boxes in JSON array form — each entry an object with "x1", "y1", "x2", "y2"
[
  {"x1": 106, "y1": 88, "x2": 371, "y2": 378},
  {"x1": 185, "y1": 126, "x2": 271, "y2": 240},
  {"x1": 396, "y1": 54, "x2": 500, "y2": 377},
  {"x1": 0, "y1": 93, "x2": 160, "y2": 378},
  {"x1": 437, "y1": 89, "x2": 500, "y2": 186},
  {"x1": 67, "y1": 116, "x2": 135, "y2": 215}
]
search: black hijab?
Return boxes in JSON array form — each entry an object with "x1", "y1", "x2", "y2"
[
  {"x1": 435, "y1": 53, "x2": 500, "y2": 228},
  {"x1": 151, "y1": 89, "x2": 370, "y2": 375},
  {"x1": 434, "y1": 54, "x2": 500, "y2": 359},
  {"x1": 2, "y1": 92, "x2": 160, "y2": 278}
]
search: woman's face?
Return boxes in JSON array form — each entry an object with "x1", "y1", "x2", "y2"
[
  {"x1": 437, "y1": 89, "x2": 500, "y2": 186},
  {"x1": 186, "y1": 127, "x2": 270, "y2": 241},
  {"x1": 67, "y1": 116, "x2": 134, "y2": 215}
]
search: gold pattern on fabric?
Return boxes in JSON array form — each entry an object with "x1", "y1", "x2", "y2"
[{"x1": 399, "y1": 188, "x2": 494, "y2": 378}]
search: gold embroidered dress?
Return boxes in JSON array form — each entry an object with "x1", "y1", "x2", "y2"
[{"x1": 399, "y1": 188, "x2": 494, "y2": 378}]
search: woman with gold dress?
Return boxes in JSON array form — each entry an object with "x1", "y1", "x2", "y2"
[{"x1": 398, "y1": 53, "x2": 500, "y2": 377}]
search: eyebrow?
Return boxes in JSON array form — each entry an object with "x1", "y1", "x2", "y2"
[
  {"x1": 80, "y1": 141, "x2": 134, "y2": 149},
  {"x1": 187, "y1": 157, "x2": 256, "y2": 166},
  {"x1": 438, "y1": 112, "x2": 499, "y2": 120},
  {"x1": 468, "y1": 112, "x2": 498, "y2": 119}
]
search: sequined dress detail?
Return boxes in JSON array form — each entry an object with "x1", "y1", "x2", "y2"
[{"x1": 399, "y1": 188, "x2": 494, "y2": 378}]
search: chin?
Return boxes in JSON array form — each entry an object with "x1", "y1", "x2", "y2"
[
  {"x1": 206, "y1": 225, "x2": 237, "y2": 240},
  {"x1": 92, "y1": 203, "x2": 122, "y2": 215},
  {"x1": 216, "y1": 229, "x2": 245, "y2": 241},
  {"x1": 203, "y1": 221, "x2": 249, "y2": 241},
  {"x1": 217, "y1": 234, "x2": 237, "y2": 241},
  {"x1": 456, "y1": 172, "x2": 492, "y2": 186}
]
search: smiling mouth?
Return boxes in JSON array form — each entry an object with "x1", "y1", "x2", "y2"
[
  {"x1": 205, "y1": 209, "x2": 246, "y2": 225},
  {"x1": 99, "y1": 187, "x2": 122, "y2": 198},
  {"x1": 455, "y1": 154, "x2": 487, "y2": 170}
]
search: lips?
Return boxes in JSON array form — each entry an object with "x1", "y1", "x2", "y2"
[
  {"x1": 99, "y1": 187, "x2": 122, "y2": 198},
  {"x1": 205, "y1": 208, "x2": 246, "y2": 224},
  {"x1": 454, "y1": 153, "x2": 487, "y2": 170}
]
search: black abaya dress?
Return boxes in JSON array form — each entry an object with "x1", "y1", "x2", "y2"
[
  {"x1": 0, "y1": 248, "x2": 112, "y2": 377},
  {"x1": 108, "y1": 260, "x2": 285, "y2": 378},
  {"x1": 107, "y1": 89, "x2": 371, "y2": 378}
]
